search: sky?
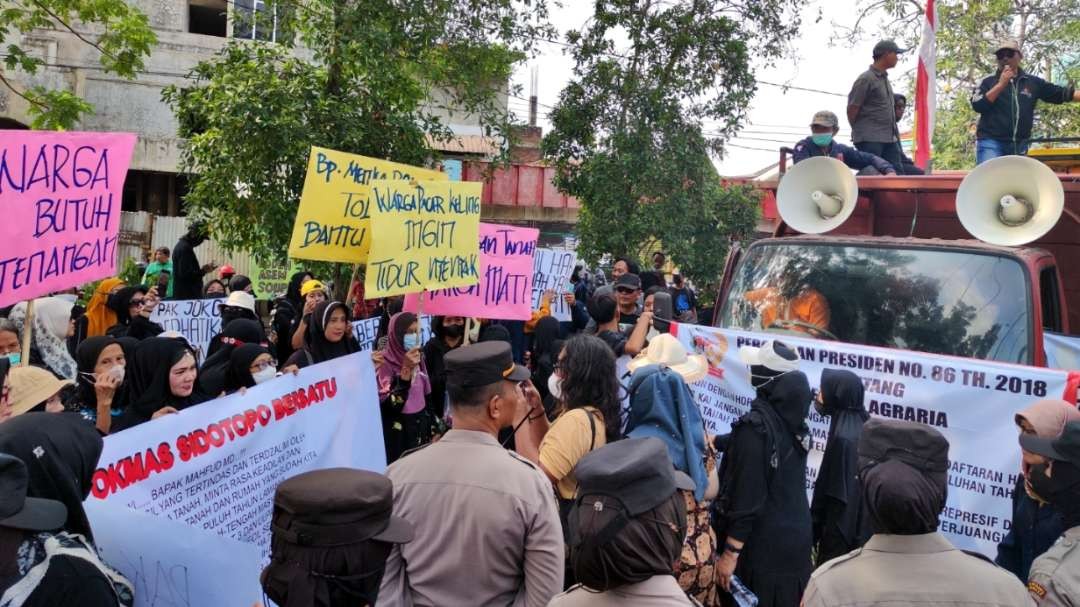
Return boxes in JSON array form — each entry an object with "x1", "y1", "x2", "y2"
[{"x1": 508, "y1": 1, "x2": 920, "y2": 177}]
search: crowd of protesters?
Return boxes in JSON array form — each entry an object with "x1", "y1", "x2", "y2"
[{"x1": 0, "y1": 226, "x2": 1074, "y2": 607}]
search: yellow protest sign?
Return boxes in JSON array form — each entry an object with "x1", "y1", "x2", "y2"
[
  {"x1": 365, "y1": 180, "x2": 483, "y2": 298},
  {"x1": 288, "y1": 146, "x2": 448, "y2": 263}
]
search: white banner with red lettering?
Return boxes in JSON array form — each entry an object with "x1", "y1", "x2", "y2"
[
  {"x1": 85, "y1": 351, "x2": 384, "y2": 606},
  {"x1": 674, "y1": 323, "x2": 1076, "y2": 557}
]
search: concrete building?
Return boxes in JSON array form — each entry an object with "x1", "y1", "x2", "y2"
[{"x1": 0, "y1": 0, "x2": 505, "y2": 215}]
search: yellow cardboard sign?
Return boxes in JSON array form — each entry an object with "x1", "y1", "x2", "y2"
[
  {"x1": 288, "y1": 146, "x2": 448, "y2": 263},
  {"x1": 365, "y1": 180, "x2": 483, "y2": 298}
]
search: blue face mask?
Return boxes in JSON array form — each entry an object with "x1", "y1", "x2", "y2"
[
  {"x1": 811, "y1": 133, "x2": 834, "y2": 146},
  {"x1": 4, "y1": 352, "x2": 19, "y2": 365},
  {"x1": 403, "y1": 334, "x2": 420, "y2": 351}
]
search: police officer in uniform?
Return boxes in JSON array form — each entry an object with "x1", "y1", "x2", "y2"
[
  {"x1": 803, "y1": 419, "x2": 1030, "y2": 606},
  {"x1": 1022, "y1": 421, "x2": 1080, "y2": 605},
  {"x1": 378, "y1": 341, "x2": 564, "y2": 607}
]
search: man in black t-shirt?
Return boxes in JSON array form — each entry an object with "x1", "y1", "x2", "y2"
[
  {"x1": 614, "y1": 273, "x2": 643, "y2": 330},
  {"x1": 587, "y1": 292, "x2": 650, "y2": 358},
  {"x1": 669, "y1": 274, "x2": 698, "y2": 324}
]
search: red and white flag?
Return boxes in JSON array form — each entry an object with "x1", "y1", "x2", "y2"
[{"x1": 914, "y1": 0, "x2": 937, "y2": 168}]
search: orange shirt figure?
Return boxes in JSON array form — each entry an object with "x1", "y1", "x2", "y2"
[{"x1": 743, "y1": 286, "x2": 831, "y2": 334}]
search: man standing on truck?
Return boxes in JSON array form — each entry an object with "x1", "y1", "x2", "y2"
[
  {"x1": 972, "y1": 39, "x2": 1080, "y2": 165},
  {"x1": 847, "y1": 40, "x2": 908, "y2": 170},
  {"x1": 792, "y1": 111, "x2": 897, "y2": 175}
]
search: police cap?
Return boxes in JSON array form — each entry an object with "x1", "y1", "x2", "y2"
[{"x1": 445, "y1": 341, "x2": 530, "y2": 389}]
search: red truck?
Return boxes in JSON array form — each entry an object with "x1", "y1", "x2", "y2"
[{"x1": 714, "y1": 172, "x2": 1080, "y2": 368}]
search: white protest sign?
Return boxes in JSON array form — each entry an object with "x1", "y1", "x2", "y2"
[
  {"x1": 675, "y1": 323, "x2": 1076, "y2": 557},
  {"x1": 351, "y1": 315, "x2": 433, "y2": 351},
  {"x1": 532, "y1": 248, "x2": 577, "y2": 321},
  {"x1": 85, "y1": 500, "x2": 263, "y2": 607},
  {"x1": 88, "y1": 351, "x2": 385, "y2": 566},
  {"x1": 150, "y1": 298, "x2": 224, "y2": 361}
]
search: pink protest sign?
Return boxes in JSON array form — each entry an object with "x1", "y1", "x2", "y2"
[
  {"x1": 405, "y1": 223, "x2": 538, "y2": 320},
  {"x1": 0, "y1": 131, "x2": 137, "y2": 307}
]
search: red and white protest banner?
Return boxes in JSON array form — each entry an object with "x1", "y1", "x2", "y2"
[
  {"x1": 86, "y1": 351, "x2": 384, "y2": 605},
  {"x1": 676, "y1": 324, "x2": 1075, "y2": 557}
]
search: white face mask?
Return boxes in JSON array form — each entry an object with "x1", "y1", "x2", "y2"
[
  {"x1": 107, "y1": 365, "x2": 125, "y2": 383},
  {"x1": 252, "y1": 367, "x2": 277, "y2": 385},
  {"x1": 547, "y1": 373, "x2": 562, "y2": 401}
]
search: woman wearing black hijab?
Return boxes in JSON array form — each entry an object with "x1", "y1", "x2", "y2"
[
  {"x1": 715, "y1": 341, "x2": 813, "y2": 607},
  {"x1": 69, "y1": 336, "x2": 130, "y2": 435},
  {"x1": 113, "y1": 337, "x2": 206, "y2": 432},
  {"x1": 198, "y1": 319, "x2": 268, "y2": 396},
  {"x1": 530, "y1": 316, "x2": 562, "y2": 412},
  {"x1": 811, "y1": 369, "x2": 871, "y2": 565},
  {"x1": 105, "y1": 285, "x2": 163, "y2": 340},
  {"x1": 271, "y1": 271, "x2": 312, "y2": 364},
  {"x1": 284, "y1": 301, "x2": 359, "y2": 369},
  {"x1": 0, "y1": 412, "x2": 134, "y2": 605},
  {"x1": 222, "y1": 343, "x2": 274, "y2": 394}
]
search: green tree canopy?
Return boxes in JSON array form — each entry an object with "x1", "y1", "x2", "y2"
[
  {"x1": 541, "y1": 0, "x2": 802, "y2": 286},
  {"x1": 165, "y1": 0, "x2": 552, "y2": 271},
  {"x1": 1, "y1": 0, "x2": 156, "y2": 129},
  {"x1": 838, "y1": 0, "x2": 1080, "y2": 168}
]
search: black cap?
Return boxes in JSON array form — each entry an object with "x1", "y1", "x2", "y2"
[
  {"x1": 0, "y1": 453, "x2": 67, "y2": 532},
  {"x1": 444, "y1": 342, "x2": 530, "y2": 389},
  {"x1": 614, "y1": 273, "x2": 642, "y2": 290},
  {"x1": 873, "y1": 40, "x2": 909, "y2": 57},
  {"x1": 858, "y1": 418, "x2": 950, "y2": 473},
  {"x1": 272, "y1": 468, "x2": 412, "y2": 544},
  {"x1": 1021, "y1": 421, "x2": 1080, "y2": 468},
  {"x1": 574, "y1": 437, "x2": 695, "y2": 516}
]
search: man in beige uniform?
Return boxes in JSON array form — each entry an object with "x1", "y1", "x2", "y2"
[
  {"x1": 1020, "y1": 421, "x2": 1080, "y2": 605},
  {"x1": 803, "y1": 419, "x2": 1030, "y2": 607},
  {"x1": 379, "y1": 341, "x2": 564, "y2": 607}
]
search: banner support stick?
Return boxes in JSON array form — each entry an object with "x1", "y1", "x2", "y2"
[{"x1": 19, "y1": 299, "x2": 34, "y2": 367}]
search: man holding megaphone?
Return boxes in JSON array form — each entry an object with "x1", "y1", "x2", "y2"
[
  {"x1": 971, "y1": 39, "x2": 1080, "y2": 165},
  {"x1": 792, "y1": 111, "x2": 897, "y2": 175}
]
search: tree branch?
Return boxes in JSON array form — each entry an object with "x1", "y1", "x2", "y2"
[
  {"x1": 0, "y1": 69, "x2": 48, "y2": 109},
  {"x1": 26, "y1": 0, "x2": 120, "y2": 63}
]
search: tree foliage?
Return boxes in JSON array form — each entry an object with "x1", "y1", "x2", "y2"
[
  {"x1": 1, "y1": 0, "x2": 156, "y2": 129},
  {"x1": 165, "y1": 0, "x2": 552, "y2": 274},
  {"x1": 838, "y1": 0, "x2": 1080, "y2": 169},
  {"x1": 541, "y1": 0, "x2": 801, "y2": 286}
]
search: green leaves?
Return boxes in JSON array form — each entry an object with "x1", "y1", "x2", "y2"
[
  {"x1": 845, "y1": 0, "x2": 1080, "y2": 169},
  {"x1": 167, "y1": 0, "x2": 550, "y2": 265},
  {"x1": 0, "y1": 0, "x2": 156, "y2": 128},
  {"x1": 543, "y1": 0, "x2": 794, "y2": 286}
]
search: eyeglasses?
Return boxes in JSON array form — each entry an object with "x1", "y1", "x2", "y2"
[
  {"x1": 615, "y1": 287, "x2": 637, "y2": 294},
  {"x1": 996, "y1": 49, "x2": 1017, "y2": 60},
  {"x1": 129, "y1": 298, "x2": 145, "y2": 307},
  {"x1": 250, "y1": 360, "x2": 277, "y2": 372}
]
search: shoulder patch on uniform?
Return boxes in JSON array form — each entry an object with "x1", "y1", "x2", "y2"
[
  {"x1": 1029, "y1": 580, "x2": 1047, "y2": 599},
  {"x1": 507, "y1": 450, "x2": 538, "y2": 469}
]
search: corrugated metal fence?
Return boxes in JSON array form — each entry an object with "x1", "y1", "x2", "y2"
[{"x1": 118, "y1": 211, "x2": 255, "y2": 277}]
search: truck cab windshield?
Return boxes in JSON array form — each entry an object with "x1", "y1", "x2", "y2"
[{"x1": 718, "y1": 242, "x2": 1032, "y2": 364}]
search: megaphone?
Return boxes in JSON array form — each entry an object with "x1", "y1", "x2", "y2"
[
  {"x1": 777, "y1": 157, "x2": 859, "y2": 234},
  {"x1": 957, "y1": 155, "x2": 1064, "y2": 246}
]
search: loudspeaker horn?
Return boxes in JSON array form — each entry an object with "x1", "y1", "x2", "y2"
[
  {"x1": 777, "y1": 157, "x2": 859, "y2": 234},
  {"x1": 957, "y1": 155, "x2": 1064, "y2": 246}
]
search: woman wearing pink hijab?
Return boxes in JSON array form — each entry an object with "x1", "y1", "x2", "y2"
[
  {"x1": 377, "y1": 312, "x2": 433, "y2": 464},
  {"x1": 996, "y1": 399, "x2": 1080, "y2": 581}
]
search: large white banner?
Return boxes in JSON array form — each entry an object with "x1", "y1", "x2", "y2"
[
  {"x1": 676, "y1": 324, "x2": 1076, "y2": 557},
  {"x1": 150, "y1": 298, "x2": 224, "y2": 361},
  {"x1": 532, "y1": 248, "x2": 578, "y2": 322},
  {"x1": 86, "y1": 351, "x2": 384, "y2": 605}
]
